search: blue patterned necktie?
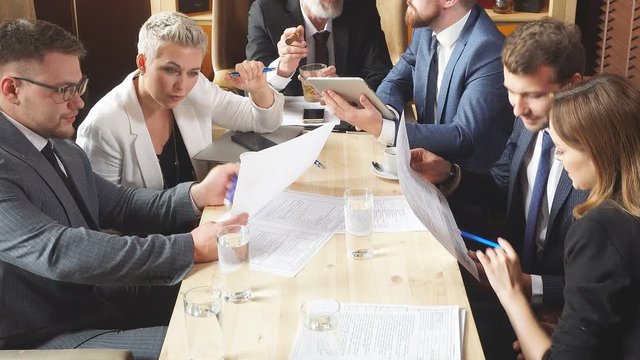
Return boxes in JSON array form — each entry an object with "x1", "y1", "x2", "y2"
[
  {"x1": 522, "y1": 131, "x2": 554, "y2": 271},
  {"x1": 424, "y1": 36, "x2": 439, "y2": 124}
]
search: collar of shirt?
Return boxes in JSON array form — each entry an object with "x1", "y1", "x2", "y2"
[
  {"x1": 433, "y1": 10, "x2": 471, "y2": 92},
  {"x1": 300, "y1": 0, "x2": 335, "y2": 65},
  {"x1": 0, "y1": 109, "x2": 48, "y2": 151}
]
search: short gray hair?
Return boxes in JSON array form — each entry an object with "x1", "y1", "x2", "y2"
[{"x1": 137, "y1": 12, "x2": 208, "y2": 62}]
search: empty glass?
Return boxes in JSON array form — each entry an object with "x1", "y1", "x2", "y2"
[{"x1": 183, "y1": 286, "x2": 223, "y2": 360}]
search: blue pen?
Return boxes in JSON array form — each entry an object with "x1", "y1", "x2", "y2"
[
  {"x1": 229, "y1": 67, "x2": 276, "y2": 78},
  {"x1": 460, "y1": 230, "x2": 501, "y2": 248},
  {"x1": 224, "y1": 175, "x2": 238, "y2": 207}
]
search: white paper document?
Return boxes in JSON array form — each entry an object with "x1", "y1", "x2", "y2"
[
  {"x1": 395, "y1": 117, "x2": 479, "y2": 280},
  {"x1": 229, "y1": 123, "x2": 335, "y2": 217},
  {"x1": 247, "y1": 191, "x2": 344, "y2": 277},
  {"x1": 283, "y1": 96, "x2": 341, "y2": 127},
  {"x1": 373, "y1": 196, "x2": 426, "y2": 233},
  {"x1": 290, "y1": 303, "x2": 463, "y2": 360}
]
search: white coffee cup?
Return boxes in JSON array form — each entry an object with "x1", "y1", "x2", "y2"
[{"x1": 383, "y1": 147, "x2": 397, "y2": 175}]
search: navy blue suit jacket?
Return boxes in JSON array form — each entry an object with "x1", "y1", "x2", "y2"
[
  {"x1": 377, "y1": 5, "x2": 513, "y2": 170},
  {"x1": 454, "y1": 119, "x2": 588, "y2": 306}
]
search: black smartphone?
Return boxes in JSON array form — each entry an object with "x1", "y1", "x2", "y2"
[
  {"x1": 230, "y1": 132, "x2": 278, "y2": 151},
  {"x1": 302, "y1": 108, "x2": 325, "y2": 124}
]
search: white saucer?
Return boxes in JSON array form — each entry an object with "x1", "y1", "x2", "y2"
[{"x1": 372, "y1": 164, "x2": 399, "y2": 181}]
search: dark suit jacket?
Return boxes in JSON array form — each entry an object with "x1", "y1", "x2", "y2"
[
  {"x1": 246, "y1": 0, "x2": 392, "y2": 95},
  {"x1": 453, "y1": 119, "x2": 588, "y2": 307},
  {"x1": 543, "y1": 204, "x2": 640, "y2": 359},
  {"x1": 376, "y1": 5, "x2": 513, "y2": 170},
  {"x1": 0, "y1": 115, "x2": 196, "y2": 348}
]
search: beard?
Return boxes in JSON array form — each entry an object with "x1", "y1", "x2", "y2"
[
  {"x1": 405, "y1": 2, "x2": 440, "y2": 28},
  {"x1": 303, "y1": 0, "x2": 344, "y2": 19}
]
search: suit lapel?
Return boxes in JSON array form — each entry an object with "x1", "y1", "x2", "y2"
[
  {"x1": 123, "y1": 76, "x2": 164, "y2": 190},
  {"x1": 0, "y1": 116, "x2": 87, "y2": 228},
  {"x1": 415, "y1": 31, "x2": 433, "y2": 122},
  {"x1": 437, "y1": 6, "x2": 480, "y2": 123},
  {"x1": 332, "y1": 15, "x2": 348, "y2": 72},
  {"x1": 52, "y1": 140, "x2": 99, "y2": 229}
]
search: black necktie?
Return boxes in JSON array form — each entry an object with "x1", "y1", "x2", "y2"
[
  {"x1": 424, "y1": 36, "x2": 439, "y2": 124},
  {"x1": 521, "y1": 131, "x2": 554, "y2": 271},
  {"x1": 41, "y1": 141, "x2": 97, "y2": 230},
  {"x1": 313, "y1": 31, "x2": 330, "y2": 65}
]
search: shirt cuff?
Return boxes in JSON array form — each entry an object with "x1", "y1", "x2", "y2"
[
  {"x1": 530, "y1": 274, "x2": 544, "y2": 306},
  {"x1": 376, "y1": 106, "x2": 401, "y2": 145},
  {"x1": 267, "y1": 58, "x2": 292, "y2": 91}
]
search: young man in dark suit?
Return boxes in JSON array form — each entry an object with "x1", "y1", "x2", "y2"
[
  {"x1": 409, "y1": 18, "x2": 588, "y2": 359},
  {"x1": 246, "y1": 0, "x2": 392, "y2": 95},
  {"x1": 0, "y1": 19, "x2": 246, "y2": 358}
]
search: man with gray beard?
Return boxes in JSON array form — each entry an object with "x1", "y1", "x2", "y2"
[{"x1": 247, "y1": 0, "x2": 392, "y2": 96}]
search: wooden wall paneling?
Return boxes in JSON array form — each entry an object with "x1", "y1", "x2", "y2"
[{"x1": 596, "y1": 0, "x2": 640, "y2": 86}]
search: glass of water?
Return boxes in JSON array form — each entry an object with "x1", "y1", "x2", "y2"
[
  {"x1": 344, "y1": 188, "x2": 374, "y2": 259},
  {"x1": 183, "y1": 286, "x2": 223, "y2": 360},
  {"x1": 299, "y1": 299, "x2": 341, "y2": 357},
  {"x1": 217, "y1": 224, "x2": 251, "y2": 303}
]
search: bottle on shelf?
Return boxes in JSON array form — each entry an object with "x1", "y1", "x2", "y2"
[{"x1": 493, "y1": 0, "x2": 514, "y2": 14}]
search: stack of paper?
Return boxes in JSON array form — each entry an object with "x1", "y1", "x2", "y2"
[{"x1": 290, "y1": 303, "x2": 465, "y2": 360}]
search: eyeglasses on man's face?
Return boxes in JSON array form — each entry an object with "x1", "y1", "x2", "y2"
[{"x1": 12, "y1": 76, "x2": 89, "y2": 102}]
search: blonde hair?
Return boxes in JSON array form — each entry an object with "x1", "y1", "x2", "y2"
[
  {"x1": 137, "y1": 12, "x2": 208, "y2": 62},
  {"x1": 550, "y1": 74, "x2": 640, "y2": 218}
]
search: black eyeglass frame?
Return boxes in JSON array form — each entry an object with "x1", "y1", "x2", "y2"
[{"x1": 12, "y1": 76, "x2": 89, "y2": 102}]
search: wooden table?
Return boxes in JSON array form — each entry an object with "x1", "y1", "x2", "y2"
[{"x1": 159, "y1": 132, "x2": 484, "y2": 359}]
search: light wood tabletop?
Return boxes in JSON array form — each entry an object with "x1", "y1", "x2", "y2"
[{"x1": 159, "y1": 132, "x2": 485, "y2": 359}]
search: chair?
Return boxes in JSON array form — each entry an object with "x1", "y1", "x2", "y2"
[
  {"x1": 376, "y1": 0, "x2": 408, "y2": 64},
  {"x1": 210, "y1": 0, "x2": 255, "y2": 92}
]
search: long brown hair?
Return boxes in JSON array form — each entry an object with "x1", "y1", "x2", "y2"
[{"x1": 550, "y1": 74, "x2": 640, "y2": 218}]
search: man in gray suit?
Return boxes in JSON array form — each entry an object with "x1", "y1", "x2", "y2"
[{"x1": 0, "y1": 19, "x2": 246, "y2": 358}]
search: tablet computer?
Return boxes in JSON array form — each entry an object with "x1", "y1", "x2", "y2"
[{"x1": 305, "y1": 77, "x2": 397, "y2": 120}]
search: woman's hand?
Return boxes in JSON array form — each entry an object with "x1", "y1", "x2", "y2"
[
  {"x1": 476, "y1": 238, "x2": 525, "y2": 302},
  {"x1": 227, "y1": 60, "x2": 275, "y2": 108}
]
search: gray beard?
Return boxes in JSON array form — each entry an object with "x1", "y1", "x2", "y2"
[{"x1": 303, "y1": 0, "x2": 343, "y2": 19}]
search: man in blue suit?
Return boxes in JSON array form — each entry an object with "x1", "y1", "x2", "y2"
[
  {"x1": 410, "y1": 19, "x2": 588, "y2": 359},
  {"x1": 324, "y1": 0, "x2": 513, "y2": 171}
]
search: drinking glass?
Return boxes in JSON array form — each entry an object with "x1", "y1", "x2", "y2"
[
  {"x1": 344, "y1": 188, "x2": 374, "y2": 259},
  {"x1": 183, "y1": 286, "x2": 223, "y2": 360},
  {"x1": 299, "y1": 299, "x2": 341, "y2": 357},
  {"x1": 217, "y1": 224, "x2": 251, "y2": 303},
  {"x1": 299, "y1": 63, "x2": 327, "y2": 102}
]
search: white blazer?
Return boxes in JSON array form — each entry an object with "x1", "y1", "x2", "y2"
[{"x1": 77, "y1": 71, "x2": 284, "y2": 189}]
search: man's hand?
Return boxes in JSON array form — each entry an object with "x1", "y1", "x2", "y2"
[
  {"x1": 226, "y1": 60, "x2": 274, "y2": 108},
  {"x1": 322, "y1": 90, "x2": 383, "y2": 136},
  {"x1": 190, "y1": 163, "x2": 240, "y2": 210},
  {"x1": 277, "y1": 25, "x2": 307, "y2": 77},
  {"x1": 409, "y1": 148, "x2": 451, "y2": 184},
  {"x1": 191, "y1": 213, "x2": 249, "y2": 262}
]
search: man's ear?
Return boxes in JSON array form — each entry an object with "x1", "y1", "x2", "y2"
[
  {"x1": 568, "y1": 72, "x2": 583, "y2": 85},
  {"x1": 0, "y1": 77, "x2": 20, "y2": 105}
]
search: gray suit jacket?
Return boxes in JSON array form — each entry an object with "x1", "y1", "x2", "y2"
[
  {"x1": 376, "y1": 5, "x2": 513, "y2": 170},
  {"x1": 454, "y1": 118, "x2": 588, "y2": 306},
  {"x1": 0, "y1": 114, "x2": 196, "y2": 348}
]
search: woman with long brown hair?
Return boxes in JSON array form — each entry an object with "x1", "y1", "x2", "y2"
[{"x1": 478, "y1": 74, "x2": 640, "y2": 359}]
